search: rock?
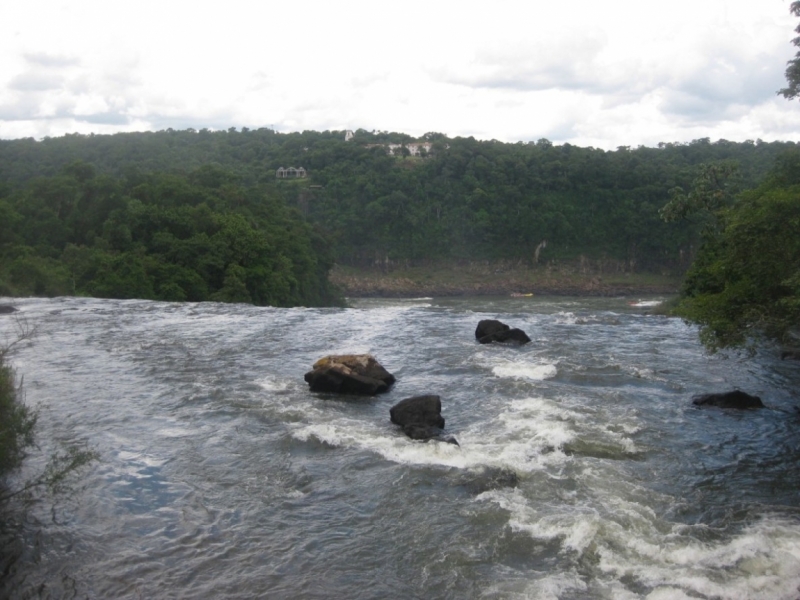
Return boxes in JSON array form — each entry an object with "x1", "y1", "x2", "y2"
[
  {"x1": 390, "y1": 394, "x2": 445, "y2": 429},
  {"x1": 304, "y1": 354, "x2": 395, "y2": 395},
  {"x1": 390, "y1": 394, "x2": 458, "y2": 443},
  {"x1": 475, "y1": 319, "x2": 531, "y2": 344},
  {"x1": 402, "y1": 423, "x2": 443, "y2": 440},
  {"x1": 692, "y1": 390, "x2": 764, "y2": 409},
  {"x1": 476, "y1": 319, "x2": 509, "y2": 339},
  {"x1": 780, "y1": 346, "x2": 800, "y2": 360},
  {"x1": 0, "y1": 305, "x2": 17, "y2": 315},
  {"x1": 457, "y1": 467, "x2": 519, "y2": 495}
]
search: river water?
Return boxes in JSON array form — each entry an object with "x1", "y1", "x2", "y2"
[{"x1": 1, "y1": 295, "x2": 799, "y2": 599}]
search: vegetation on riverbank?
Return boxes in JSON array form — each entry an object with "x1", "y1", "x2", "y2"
[
  {"x1": 0, "y1": 320, "x2": 96, "y2": 504},
  {"x1": 666, "y1": 152, "x2": 800, "y2": 352}
]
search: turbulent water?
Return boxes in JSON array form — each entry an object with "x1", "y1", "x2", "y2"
[{"x1": 1, "y1": 295, "x2": 800, "y2": 599}]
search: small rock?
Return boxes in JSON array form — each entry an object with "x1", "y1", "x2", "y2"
[
  {"x1": 390, "y1": 395, "x2": 445, "y2": 429},
  {"x1": 391, "y1": 395, "x2": 458, "y2": 444},
  {"x1": 475, "y1": 319, "x2": 530, "y2": 345},
  {"x1": 780, "y1": 347, "x2": 800, "y2": 360},
  {"x1": 692, "y1": 390, "x2": 764, "y2": 409},
  {"x1": 458, "y1": 467, "x2": 519, "y2": 495}
]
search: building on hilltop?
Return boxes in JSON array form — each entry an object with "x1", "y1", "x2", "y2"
[
  {"x1": 276, "y1": 166, "x2": 307, "y2": 179},
  {"x1": 387, "y1": 142, "x2": 432, "y2": 156},
  {"x1": 364, "y1": 142, "x2": 434, "y2": 156}
]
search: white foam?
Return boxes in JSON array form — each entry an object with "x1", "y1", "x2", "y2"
[
  {"x1": 483, "y1": 482, "x2": 800, "y2": 599},
  {"x1": 492, "y1": 362, "x2": 558, "y2": 380},
  {"x1": 629, "y1": 300, "x2": 663, "y2": 308},
  {"x1": 554, "y1": 311, "x2": 579, "y2": 325},
  {"x1": 255, "y1": 376, "x2": 292, "y2": 393}
]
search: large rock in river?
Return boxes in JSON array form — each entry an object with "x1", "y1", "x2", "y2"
[
  {"x1": 0, "y1": 305, "x2": 17, "y2": 315},
  {"x1": 692, "y1": 390, "x2": 764, "y2": 409},
  {"x1": 304, "y1": 354, "x2": 395, "y2": 395},
  {"x1": 475, "y1": 319, "x2": 531, "y2": 345}
]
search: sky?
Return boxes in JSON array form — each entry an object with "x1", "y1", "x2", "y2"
[{"x1": 1, "y1": 0, "x2": 799, "y2": 150}]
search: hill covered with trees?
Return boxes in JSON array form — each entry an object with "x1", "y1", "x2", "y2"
[
  {"x1": 0, "y1": 129, "x2": 796, "y2": 306},
  {"x1": 0, "y1": 161, "x2": 341, "y2": 306}
]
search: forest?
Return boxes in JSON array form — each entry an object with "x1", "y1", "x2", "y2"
[{"x1": 0, "y1": 128, "x2": 797, "y2": 311}]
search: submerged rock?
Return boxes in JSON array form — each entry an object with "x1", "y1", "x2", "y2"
[
  {"x1": 0, "y1": 305, "x2": 17, "y2": 315},
  {"x1": 304, "y1": 354, "x2": 395, "y2": 395},
  {"x1": 475, "y1": 319, "x2": 531, "y2": 345},
  {"x1": 692, "y1": 390, "x2": 764, "y2": 409},
  {"x1": 781, "y1": 346, "x2": 800, "y2": 361},
  {"x1": 456, "y1": 467, "x2": 519, "y2": 495}
]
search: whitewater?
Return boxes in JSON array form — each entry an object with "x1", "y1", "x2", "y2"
[{"x1": 1, "y1": 295, "x2": 799, "y2": 599}]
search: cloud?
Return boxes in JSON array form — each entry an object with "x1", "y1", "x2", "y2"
[
  {"x1": 9, "y1": 70, "x2": 64, "y2": 91},
  {"x1": 431, "y1": 34, "x2": 636, "y2": 95},
  {"x1": 23, "y1": 52, "x2": 80, "y2": 68}
]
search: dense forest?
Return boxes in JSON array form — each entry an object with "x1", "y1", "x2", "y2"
[
  {"x1": 0, "y1": 129, "x2": 796, "y2": 306},
  {"x1": 0, "y1": 160, "x2": 341, "y2": 306}
]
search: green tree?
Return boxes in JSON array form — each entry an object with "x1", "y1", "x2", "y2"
[
  {"x1": 779, "y1": 1, "x2": 800, "y2": 99},
  {"x1": 669, "y1": 153, "x2": 800, "y2": 351}
]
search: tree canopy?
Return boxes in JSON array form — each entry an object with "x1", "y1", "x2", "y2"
[
  {"x1": 0, "y1": 162, "x2": 342, "y2": 307},
  {"x1": 0, "y1": 128, "x2": 797, "y2": 308},
  {"x1": 669, "y1": 152, "x2": 800, "y2": 351},
  {"x1": 779, "y1": 1, "x2": 800, "y2": 100}
]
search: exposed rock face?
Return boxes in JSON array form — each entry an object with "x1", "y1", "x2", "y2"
[
  {"x1": 304, "y1": 354, "x2": 395, "y2": 395},
  {"x1": 475, "y1": 319, "x2": 531, "y2": 344},
  {"x1": 390, "y1": 395, "x2": 457, "y2": 443},
  {"x1": 0, "y1": 305, "x2": 17, "y2": 315},
  {"x1": 692, "y1": 390, "x2": 764, "y2": 409}
]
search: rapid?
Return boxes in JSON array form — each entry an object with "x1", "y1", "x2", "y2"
[{"x1": 1, "y1": 295, "x2": 799, "y2": 599}]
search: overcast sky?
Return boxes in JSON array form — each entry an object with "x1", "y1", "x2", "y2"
[{"x1": 1, "y1": 0, "x2": 799, "y2": 149}]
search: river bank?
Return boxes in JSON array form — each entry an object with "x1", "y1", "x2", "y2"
[{"x1": 329, "y1": 262, "x2": 682, "y2": 298}]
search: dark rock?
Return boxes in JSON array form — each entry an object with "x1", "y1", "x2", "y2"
[
  {"x1": 475, "y1": 319, "x2": 530, "y2": 345},
  {"x1": 400, "y1": 424, "x2": 458, "y2": 445},
  {"x1": 0, "y1": 305, "x2": 17, "y2": 315},
  {"x1": 459, "y1": 467, "x2": 519, "y2": 495},
  {"x1": 390, "y1": 395, "x2": 457, "y2": 443},
  {"x1": 402, "y1": 423, "x2": 444, "y2": 440},
  {"x1": 488, "y1": 328, "x2": 532, "y2": 344},
  {"x1": 692, "y1": 390, "x2": 764, "y2": 409},
  {"x1": 476, "y1": 319, "x2": 509, "y2": 340},
  {"x1": 390, "y1": 395, "x2": 444, "y2": 429},
  {"x1": 304, "y1": 354, "x2": 395, "y2": 395},
  {"x1": 781, "y1": 346, "x2": 800, "y2": 360}
]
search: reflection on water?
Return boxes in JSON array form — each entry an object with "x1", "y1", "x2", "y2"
[{"x1": 1, "y1": 295, "x2": 799, "y2": 599}]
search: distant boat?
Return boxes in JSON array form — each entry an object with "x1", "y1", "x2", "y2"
[{"x1": 510, "y1": 293, "x2": 534, "y2": 297}]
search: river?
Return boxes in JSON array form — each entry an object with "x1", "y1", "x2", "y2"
[{"x1": 1, "y1": 295, "x2": 799, "y2": 599}]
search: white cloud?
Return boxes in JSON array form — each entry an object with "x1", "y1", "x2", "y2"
[{"x1": 0, "y1": 0, "x2": 798, "y2": 148}]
